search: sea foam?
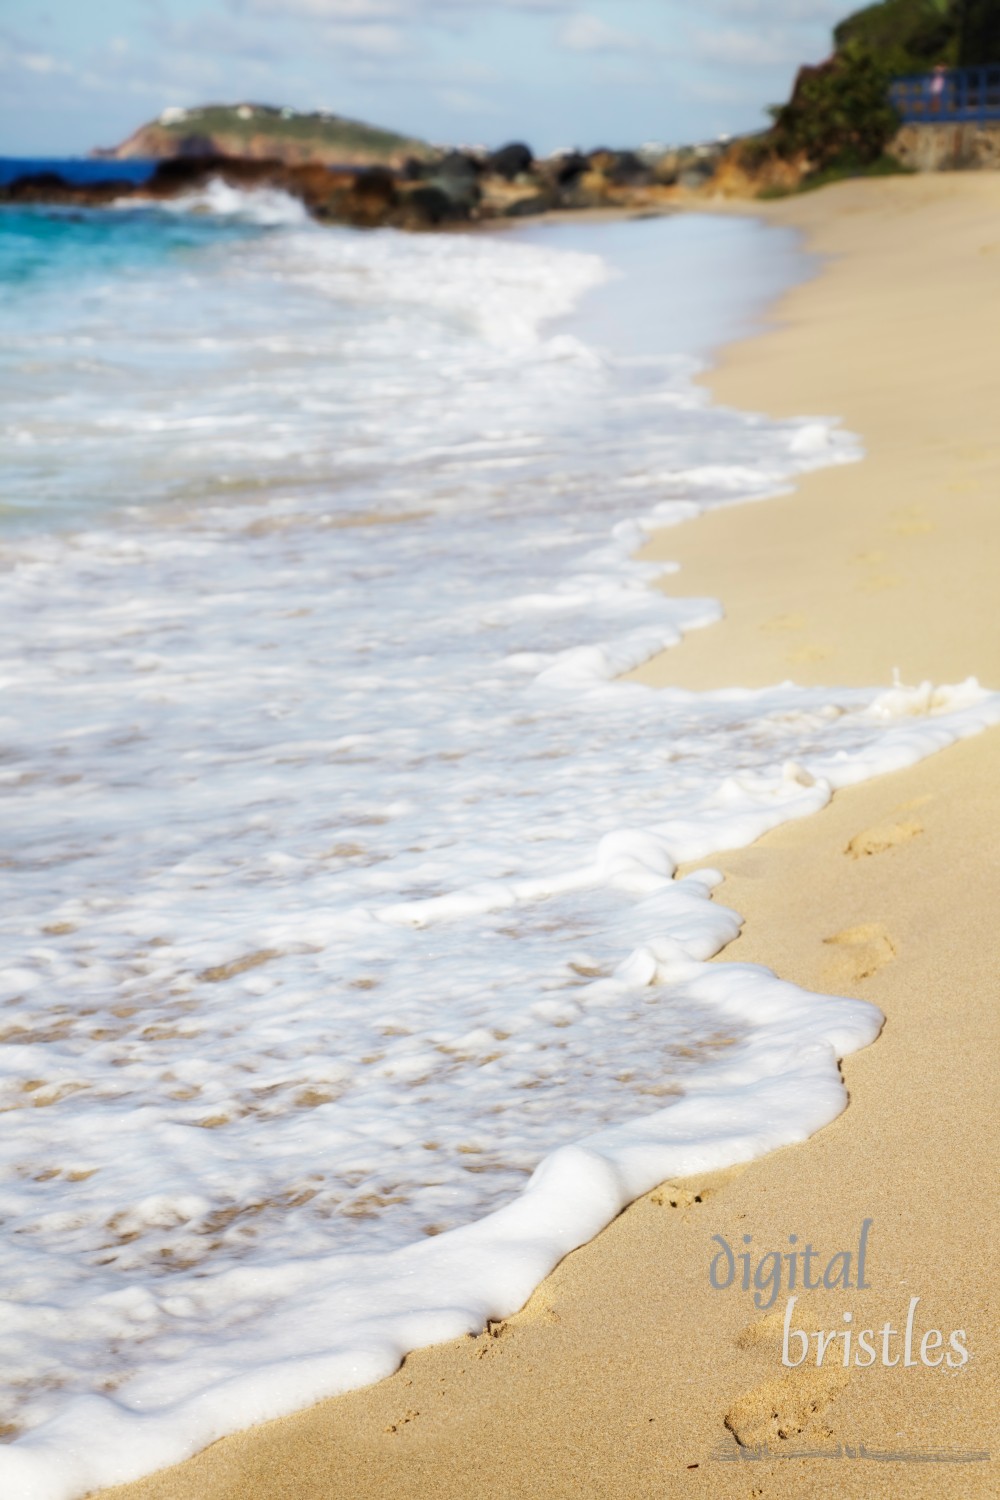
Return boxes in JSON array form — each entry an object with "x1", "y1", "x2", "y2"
[{"x1": 0, "y1": 205, "x2": 996, "y2": 1497}]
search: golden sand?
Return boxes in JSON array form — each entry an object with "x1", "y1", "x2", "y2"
[{"x1": 99, "y1": 174, "x2": 999, "y2": 1499}]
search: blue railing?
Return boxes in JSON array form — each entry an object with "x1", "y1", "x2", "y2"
[{"x1": 890, "y1": 65, "x2": 1000, "y2": 123}]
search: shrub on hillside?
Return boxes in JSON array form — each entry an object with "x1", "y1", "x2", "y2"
[
  {"x1": 958, "y1": 0, "x2": 1000, "y2": 65},
  {"x1": 768, "y1": 44, "x2": 902, "y2": 172},
  {"x1": 833, "y1": 0, "x2": 959, "y2": 74}
]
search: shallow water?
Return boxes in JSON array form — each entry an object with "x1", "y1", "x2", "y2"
[{"x1": 0, "y1": 192, "x2": 996, "y2": 1497}]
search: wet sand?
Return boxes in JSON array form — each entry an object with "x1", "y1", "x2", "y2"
[{"x1": 99, "y1": 174, "x2": 1000, "y2": 1499}]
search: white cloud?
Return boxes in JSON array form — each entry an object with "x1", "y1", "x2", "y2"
[
  {"x1": 246, "y1": 0, "x2": 407, "y2": 17},
  {"x1": 435, "y1": 86, "x2": 499, "y2": 114},
  {"x1": 324, "y1": 21, "x2": 408, "y2": 53},
  {"x1": 705, "y1": 0, "x2": 844, "y2": 21},
  {"x1": 242, "y1": 0, "x2": 576, "y2": 19},
  {"x1": 558, "y1": 13, "x2": 641, "y2": 53},
  {"x1": 691, "y1": 26, "x2": 803, "y2": 68},
  {"x1": 20, "y1": 50, "x2": 74, "y2": 75}
]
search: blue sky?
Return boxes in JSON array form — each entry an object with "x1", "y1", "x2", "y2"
[{"x1": 1, "y1": 0, "x2": 850, "y2": 157}]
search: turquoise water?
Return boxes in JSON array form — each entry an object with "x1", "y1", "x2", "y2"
[
  {"x1": 0, "y1": 191, "x2": 310, "y2": 527},
  {"x1": 1, "y1": 196, "x2": 809, "y2": 533},
  {"x1": 0, "y1": 201, "x2": 265, "y2": 290}
]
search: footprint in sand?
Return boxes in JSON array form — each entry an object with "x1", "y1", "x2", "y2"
[
  {"x1": 736, "y1": 1305, "x2": 804, "y2": 1352},
  {"x1": 736, "y1": 1295, "x2": 830, "y2": 1353},
  {"x1": 760, "y1": 613, "x2": 806, "y2": 634},
  {"x1": 892, "y1": 506, "x2": 934, "y2": 537},
  {"x1": 851, "y1": 548, "x2": 905, "y2": 587},
  {"x1": 651, "y1": 1185, "x2": 706, "y2": 1210},
  {"x1": 650, "y1": 1164, "x2": 741, "y2": 1211},
  {"x1": 856, "y1": 573, "x2": 902, "y2": 593},
  {"x1": 844, "y1": 817, "x2": 923, "y2": 859},
  {"x1": 724, "y1": 1367, "x2": 851, "y2": 1451},
  {"x1": 786, "y1": 645, "x2": 829, "y2": 664},
  {"x1": 893, "y1": 521, "x2": 933, "y2": 537},
  {"x1": 822, "y1": 923, "x2": 896, "y2": 983}
]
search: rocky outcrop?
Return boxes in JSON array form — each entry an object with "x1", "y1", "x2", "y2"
[
  {"x1": 1, "y1": 136, "x2": 801, "y2": 220},
  {"x1": 416, "y1": 151, "x2": 483, "y2": 215},
  {"x1": 888, "y1": 121, "x2": 1000, "y2": 170},
  {"x1": 705, "y1": 139, "x2": 811, "y2": 198},
  {"x1": 486, "y1": 142, "x2": 534, "y2": 180},
  {"x1": 4, "y1": 135, "x2": 759, "y2": 226},
  {"x1": 0, "y1": 156, "x2": 491, "y2": 232},
  {"x1": 0, "y1": 171, "x2": 130, "y2": 205}
]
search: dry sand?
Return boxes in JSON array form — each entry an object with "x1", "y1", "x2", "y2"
[{"x1": 100, "y1": 174, "x2": 1000, "y2": 1499}]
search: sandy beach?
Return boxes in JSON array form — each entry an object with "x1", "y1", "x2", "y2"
[{"x1": 96, "y1": 173, "x2": 999, "y2": 1499}]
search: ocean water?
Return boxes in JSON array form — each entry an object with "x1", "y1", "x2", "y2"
[
  {"x1": 0, "y1": 157, "x2": 158, "y2": 188},
  {"x1": 0, "y1": 189, "x2": 997, "y2": 1498}
]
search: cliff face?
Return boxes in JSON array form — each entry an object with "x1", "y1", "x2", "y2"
[{"x1": 99, "y1": 104, "x2": 436, "y2": 169}]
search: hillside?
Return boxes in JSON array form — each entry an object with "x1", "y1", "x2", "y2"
[
  {"x1": 835, "y1": 0, "x2": 1000, "y2": 70},
  {"x1": 96, "y1": 102, "x2": 436, "y2": 168},
  {"x1": 718, "y1": 0, "x2": 1000, "y2": 194}
]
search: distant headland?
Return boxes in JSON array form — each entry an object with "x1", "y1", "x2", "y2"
[{"x1": 93, "y1": 102, "x2": 438, "y2": 171}]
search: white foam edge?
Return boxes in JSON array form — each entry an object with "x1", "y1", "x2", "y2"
[
  {"x1": 123, "y1": 178, "x2": 311, "y2": 226},
  {"x1": 1, "y1": 965, "x2": 879, "y2": 1500},
  {"x1": 4, "y1": 684, "x2": 999, "y2": 1499}
]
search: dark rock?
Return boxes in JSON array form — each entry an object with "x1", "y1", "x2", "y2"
[
  {"x1": 339, "y1": 165, "x2": 398, "y2": 225},
  {"x1": 557, "y1": 182, "x2": 608, "y2": 210},
  {"x1": 604, "y1": 150, "x2": 653, "y2": 186},
  {"x1": 503, "y1": 191, "x2": 557, "y2": 218},
  {"x1": 147, "y1": 155, "x2": 279, "y2": 191},
  {"x1": 487, "y1": 142, "x2": 534, "y2": 180},
  {"x1": 677, "y1": 162, "x2": 715, "y2": 190},
  {"x1": 425, "y1": 150, "x2": 482, "y2": 214},
  {"x1": 551, "y1": 151, "x2": 589, "y2": 186},
  {"x1": 396, "y1": 183, "x2": 465, "y2": 227},
  {"x1": 582, "y1": 149, "x2": 653, "y2": 187},
  {"x1": 307, "y1": 165, "x2": 399, "y2": 227},
  {"x1": 0, "y1": 171, "x2": 136, "y2": 205},
  {"x1": 7, "y1": 171, "x2": 68, "y2": 194}
]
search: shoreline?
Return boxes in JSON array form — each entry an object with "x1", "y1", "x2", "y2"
[{"x1": 98, "y1": 174, "x2": 999, "y2": 1497}]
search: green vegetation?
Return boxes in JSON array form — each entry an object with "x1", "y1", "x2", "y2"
[
  {"x1": 759, "y1": 0, "x2": 1000, "y2": 192},
  {"x1": 756, "y1": 153, "x2": 912, "y2": 200},
  {"x1": 139, "y1": 103, "x2": 434, "y2": 163},
  {"x1": 768, "y1": 44, "x2": 903, "y2": 173},
  {"x1": 833, "y1": 0, "x2": 959, "y2": 74},
  {"x1": 957, "y1": 0, "x2": 1000, "y2": 65},
  {"x1": 794, "y1": 152, "x2": 915, "y2": 192},
  {"x1": 834, "y1": 0, "x2": 1000, "y2": 71}
]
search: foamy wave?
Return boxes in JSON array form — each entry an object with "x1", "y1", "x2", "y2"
[
  {"x1": 242, "y1": 221, "x2": 612, "y2": 352},
  {"x1": 0, "y1": 210, "x2": 995, "y2": 1497},
  {"x1": 138, "y1": 177, "x2": 311, "y2": 226}
]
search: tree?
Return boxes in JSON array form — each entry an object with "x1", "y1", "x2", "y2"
[
  {"x1": 958, "y1": 0, "x2": 1000, "y2": 64},
  {"x1": 834, "y1": 0, "x2": 958, "y2": 72},
  {"x1": 769, "y1": 43, "x2": 902, "y2": 171}
]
